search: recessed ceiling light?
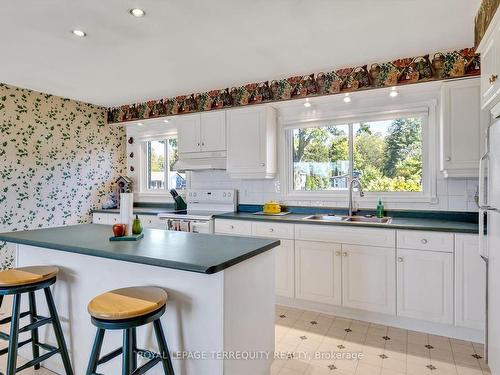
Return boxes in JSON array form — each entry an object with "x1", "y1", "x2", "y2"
[
  {"x1": 343, "y1": 93, "x2": 352, "y2": 103},
  {"x1": 72, "y1": 29, "x2": 86, "y2": 37},
  {"x1": 137, "y1": 122, "x2": 144, "y2": 126},
  {"x1": 389, "y1": 87, "x2": 399, "y2": 97},
  {"x1": 304, "y1": 99, "x2": 312, "y2": 108},
  {"x1": 130, "y1": 8, "x2": 146, "y2": 17}
]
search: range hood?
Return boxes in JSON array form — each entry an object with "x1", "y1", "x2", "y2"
[{"x1": 174, "y1": 155, "x2": 227, "y2": 171}]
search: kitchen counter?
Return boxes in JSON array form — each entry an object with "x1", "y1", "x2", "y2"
[
  {"x1": 214, "y1": 212, "x2": 479, "y2": 234},
  {"x1": 0, "y1": 224, "x2": 279, "y2": 274},
  {"x1": 2, "y1": 224, "x2": 277, "y2": 374}
]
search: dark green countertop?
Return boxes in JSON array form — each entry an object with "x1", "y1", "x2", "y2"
[
  {"x1": 213, "y1": 212, "x2": 479, "y2": 234},
  {"x1": 93, "y1": 207, "x2": 173, "y2": 216},
  {"x1": 0, "y1": 224, "x2": 280, "y2": 274}
]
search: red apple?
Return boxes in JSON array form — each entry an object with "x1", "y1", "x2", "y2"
[{"x1": 112, "y1": 224, "x2": 126, "y2": 237}]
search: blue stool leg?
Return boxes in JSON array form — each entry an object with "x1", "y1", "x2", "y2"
[
  {"x1": 122, "y1": 328, "x2": 133, "y2": 375},
  {"x1": 153, "y1": 319, "x2": 174, "y2": 375},
  {"x1": 44, "y1": 287, "x2": 73, "y2": 375},
  {"x1": 28, "y1": 291, "x2": 41, "y2": 370},
  {"x1": 6, "y1": 294, "x2": 21, "y2": 375},
  {"x1": 86, "y1": 328, "x2": 105, "y2": 375}
]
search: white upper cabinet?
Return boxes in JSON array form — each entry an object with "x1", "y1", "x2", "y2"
[
  {"x1": 455, "y1": 234, "x2": 486, "y2": 330},
  {"x1": 200, "y1": 111, "x2": 226, "y2": 152},
  {"x1": 479, "y1": 25, "x2": 500, "y2": 109},
  {"x1": 226, "y1": 106, "x2": 277, "y2": 179},
  {"x1": 177, "y1": 111, "x2": 226, "y2": 155},
  {"x1": 177, "y1": 114, "x2": 201, "y2": 154},
  {"x1": 440, "y1": 78, "x2": 485, "y2": 178}
]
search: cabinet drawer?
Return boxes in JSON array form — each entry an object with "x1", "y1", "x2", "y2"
[
  {"x1": 215, "y1": 219, "x2": 252, "y2": 236},
  {"x1": 108, "y1": 214, "x2": 120, "y2": 224},
  {"x1": 138, "y1": 215, "x2": 164, "y2": 229},
  {"x1": 295, "y1": 224, "x2": 395, "y2": 248},
  {"x1": 252, "y1": 222, "x2": 294, "y2": 239},
  {"x1": 397, "y1": 230, "x2": 454, "y2": 253}
]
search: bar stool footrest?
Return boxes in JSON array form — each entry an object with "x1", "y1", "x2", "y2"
[
  {"x1": 0, "y1": 311, "x2": 31, "y2": 326},
  {"x1": 97, "y1": 347, "x2": 123, "y2": 365},
  {"x1": 16, "y1": 347, "x2": 60, "y2": 372},
  {"x1": 19, "y1": 315, "x2": 53, "y2": 333},
  {"x1": 131, "y1": 357, "x2": 162, "y2": 375},
  {"x1": 0, "y1": 338, "x2": 33, "y2": 356}
]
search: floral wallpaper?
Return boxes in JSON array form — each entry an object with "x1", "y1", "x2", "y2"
[
  {"x1": 0, "y1": 83, "x2": 126, "y2": 269},
  {"x1": 107, "y1": 47, "x2": 480, "y2": 124}
]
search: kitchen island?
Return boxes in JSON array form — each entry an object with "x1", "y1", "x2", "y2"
[{"x1": 0, "y1": 224, "x2": 280, "y2": 375}]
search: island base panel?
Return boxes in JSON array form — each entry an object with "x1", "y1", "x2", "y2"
[{"x1": 14, "y1": 244, "x2": 275, "y2": 375}]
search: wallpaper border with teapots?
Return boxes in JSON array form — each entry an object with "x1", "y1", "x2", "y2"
[{"x1": 107, "y1": 47, "x2": 479, "y2": 124}]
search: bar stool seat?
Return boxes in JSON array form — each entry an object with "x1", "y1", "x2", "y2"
[
  {"x1": 0, "y1": 266, "x2": 58, "y2": 287},
  {"x1": 88, "y1": 286, "x2": 167, "y2": 320},
  {"x1": 86, "y1": 286, "x2": 174, "y2": 375},
  {"x1": 0, "y1": 266, "x2": 73, "y2": 375}
]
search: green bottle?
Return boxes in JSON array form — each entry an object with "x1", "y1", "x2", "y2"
[
  {"x1": 376, "y1": 198, "x2": 384, "y2": 218},
  {"x1": 132, "y1": 214, "x2": 143, "y2": 235}
]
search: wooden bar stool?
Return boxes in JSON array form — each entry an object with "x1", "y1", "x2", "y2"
[
  {"x1": 86, "y1": 286, "x2": 174, "y2": 375},
  {"x1": 0, "y1": 266, "x2": 73, "y2": 375}
]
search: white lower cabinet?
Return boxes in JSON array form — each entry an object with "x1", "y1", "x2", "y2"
[
  {"x1": 455, "y1": 234, "x2": 486, "y2": 330},
  {"x1": 397, "y1": 248, "x2": 454, "y2": 324},
  {"x1": 342, "y1": 245, "x2": 396, "y2": 315},
  {"x1": 295, "y1": 241, "x2": 342, "y2": 305},
  {"x1": 92, "y1": 213, "x2": 164, "y2": 229},
  {"x1": 275, "y1": 239, "x2": 295, "y2": 298}
]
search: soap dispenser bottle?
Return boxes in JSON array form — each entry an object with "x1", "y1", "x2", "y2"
[{"x1": 376, "y1": 198, "x2": 384, "y2": 218}]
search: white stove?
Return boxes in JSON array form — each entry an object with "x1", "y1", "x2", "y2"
[{"x1": 157, "y1": 189, "x2": 237, "y2": 233}]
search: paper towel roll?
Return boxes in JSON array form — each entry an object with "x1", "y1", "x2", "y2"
[{"x1": 120, "y1": 193, "x2": 134, "y2": 236}]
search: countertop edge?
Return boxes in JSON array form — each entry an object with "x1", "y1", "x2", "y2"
[
  {"x1": 212, "y1": 214, "x2": 479, "y2": 234},
  {"x1": 0, "y1": 234, "x2": 280, "y2": 274}
]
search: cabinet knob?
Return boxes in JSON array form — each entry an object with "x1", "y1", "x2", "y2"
[
  {"x1": 343, "y1": 252, "x2": 348, "y2": 257},
  {"x1": 421, "y1": 239, "x2": 428, "y2": 244},
  {"x1": 201, "y1": 142, "x2": 205, "y2": 146},
  {"x1": 490, "y1": 74, "x2": 498, "y2": 84},
  {"x1": 197, "y1": 142, "x2": 200, "y2": 146},
  {"x1": 269, "y1": 228, "x2": 274, "y2": 232},
  {"x1": 445, "y1": 157, "x2": 451, "y2": 161},
  {"x1": 335, "y1": 251, "x2": 341, "y2": 256},
  {"x1": 260, "y1": 163, "x2": 265, "y2": 167},
  {"x1": 230, "y1": 225, "x2": 234, "y2": 229},
  {"x1": 398, "y1": 257, "x2": 404, "y2": 262}
]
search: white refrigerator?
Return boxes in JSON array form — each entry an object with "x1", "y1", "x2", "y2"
[{"x1": 479, "y1": 101, "x2": 500, "y2": 373}]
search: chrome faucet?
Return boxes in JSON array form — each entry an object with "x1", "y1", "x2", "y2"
[{"x1": 348, "y1": 177, "x2": 364, "y2": 216}]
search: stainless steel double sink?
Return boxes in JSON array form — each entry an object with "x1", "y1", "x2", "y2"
[{"x1": 302, "y1": 214, "x2": 392, "y2": 224}]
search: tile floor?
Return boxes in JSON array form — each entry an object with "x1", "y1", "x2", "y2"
[
  {"x1": 0, "y1": 305, "x2": 491, "y2": 375},
  {"x1": 273, "y1": 306, "x2": 490, "y2": 375}
]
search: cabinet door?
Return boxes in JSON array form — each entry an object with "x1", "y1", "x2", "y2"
[
  {"x1": 441, "y1": 78, "x2": 481, "y2": 177},
  {"x1": 342, "y1": 245, "x2": 396, "y2": 315},
  {"x1": 295, "y1": 241, "x2": 342, "y2": 305},
  {"x1": 455, "y1": 234, "x2": 486, "y2": 330},
  {"x1": 176, "y1": 114, "x2": 201, "y2": 154},
  {"x1": 480, "y1": 36, "x2": 500, "y2": 109},
  {"x1": 275, "y1": 239, "x2": 295, "y2": 298},
  {"x1": 441, "y1": 78, "x2": 482, "y2": 177},
  {"x1": 226, "y1": 107, "x2": 266, "y2": 173},
  {"x1": 397, "y1": 249, "x2": 453, "y2": 324},
  {"x1": 200, "y1": 111, "x2": 226, "y2": 152}
]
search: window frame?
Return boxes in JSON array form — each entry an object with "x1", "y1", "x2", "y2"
[
  {"x1": 140, "y1": 136, "x2": 183, "y2": 195},
  {"x1": 281, "y1": 103, "x2": 438, "y2": 204}
]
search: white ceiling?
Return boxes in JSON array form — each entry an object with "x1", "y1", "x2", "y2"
[{"x1": 0, "y1": 0, "x2": 480, "y2": 107}]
